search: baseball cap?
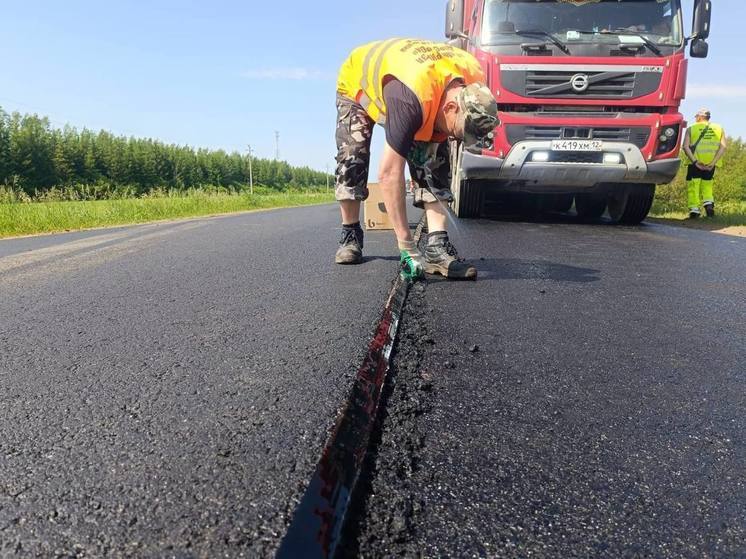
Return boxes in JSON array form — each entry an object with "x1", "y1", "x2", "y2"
[
  {"x1": 695, "y1": 107, "x2": 712, "y2": 118},
  {"x1": 457, "y1": 83, "x2": 499, "y2": 146}
]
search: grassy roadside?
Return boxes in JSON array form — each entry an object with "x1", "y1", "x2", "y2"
[
  {"x1": 0, "y1": 191, "x2": 335, "y2": 238},
  {"x1": 649, "y1": 201, "x2": 746, "y2": 236}
]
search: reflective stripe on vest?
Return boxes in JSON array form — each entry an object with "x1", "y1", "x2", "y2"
[
  {"x1": 361, "y1": 38, "x2": 400, "y2": 119},
  {"x1": 336, "y1": 39, "x2": 485, "y2": 141},
  {"x1": 359, "y1": 92, "x2": 385, "y2": 125}
]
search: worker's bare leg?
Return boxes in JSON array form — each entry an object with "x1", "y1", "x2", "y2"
[
  {"x1": 340, "y1": 200, "x2": 361, "y2": 225},
  {"x1": 424, "y1": 201, "x2": 448, "y2": 233}
]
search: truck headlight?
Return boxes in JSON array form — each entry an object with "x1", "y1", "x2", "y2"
[
  {"x1": 656, "y1": 125, "x2": 680, "y2": 155},
  {"x1": 603, "y1": 153, "x2": 622, "y2": 164}
]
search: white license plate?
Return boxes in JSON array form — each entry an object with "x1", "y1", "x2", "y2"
[{"x1": 551, "y1": 140, "x2": 603, "y2": 152}]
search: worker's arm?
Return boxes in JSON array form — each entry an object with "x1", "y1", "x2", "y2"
[
  {"x1": 378, "y1": 141, "x2": 411, "y2": 242},
  {"x1": 709, "y1": 130, "x2": 728, "y2": 169},
  {"x1": 682, "y1": 127, "x2": 695, "y2": 163},
  {"x1": 378, "y1": 142, "x2": 424, "y2": 279},
  {"x1": 378, "y1": 79, "x2": 424, "y2": 242}
]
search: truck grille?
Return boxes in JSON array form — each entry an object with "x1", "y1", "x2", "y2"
[
  {"x1": 506, "y1": 125, "x2": 650, "y2": 148},
  {"x1": 499, "y1": 64, "x2": 663, "y2": 100},
  {"x1": 526, "y1": 70, "x2": 636, "y2": 98}
]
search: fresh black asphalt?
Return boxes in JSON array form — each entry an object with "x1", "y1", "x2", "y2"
[
  {"x1": 2, "y1": 205, "x2": 745, "y2": 558},
  {"x1": 350, "y1": 217, "x2": 746, "y2": 558},
  {"x1": 0, "y1": 205, "x2": 408, "y2": 557}
]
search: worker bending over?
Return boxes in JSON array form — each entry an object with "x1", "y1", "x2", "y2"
[{"x1": 333, "y1": 38, "x2": 498, "y2": 280}]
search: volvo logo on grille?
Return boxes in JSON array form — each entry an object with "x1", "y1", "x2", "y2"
[{"x1": 570, "y1": 73, "x2": 590, "y2": 92}]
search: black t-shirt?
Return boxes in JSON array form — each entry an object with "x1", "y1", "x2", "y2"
[{"x1": 382, "y1": 79, "x2": 423, "y2": 158}]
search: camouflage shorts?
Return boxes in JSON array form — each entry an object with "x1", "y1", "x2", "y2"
[
  {"x1": 335, "y1": 94, "x2": 374, "y2": 201},
  {"x1": 335, "y1": 93, "x2": 452, "y2": 207}
]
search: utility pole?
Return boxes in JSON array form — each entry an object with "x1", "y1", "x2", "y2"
[
  {"x1": 326, "y1": 163, "x2": 330, "y2": 193},
  {"x1": 274, "y1": 131, "x2": 280, "y2": 160},
  {"x1": 247, "y1": 144, "x2": 254, "y2": 195}
]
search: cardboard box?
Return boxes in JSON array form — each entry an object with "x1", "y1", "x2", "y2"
[{"x1": 364, "y1": 183, "x2": 393, "y2": 230}]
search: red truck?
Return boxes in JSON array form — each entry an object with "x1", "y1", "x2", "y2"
[{"x1": 445, "y1": 0, "x2": 712, "y2": 223}]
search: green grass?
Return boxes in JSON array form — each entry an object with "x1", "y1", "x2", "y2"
[
  {"x1": 650, "y1": 201, "x2": 746, "y2": 229},
  {"x1": 0, "y1": 191, "x2": 335, "y2": 238}
]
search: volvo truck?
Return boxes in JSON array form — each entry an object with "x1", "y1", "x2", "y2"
[{"x1": 445, "y1": 0, "x2": 712, "y2": 223}]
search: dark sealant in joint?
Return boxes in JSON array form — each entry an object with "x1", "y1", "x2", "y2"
[
  {"x1": 276, "y1": 264, "x2": 413, "y2": 558},
  {"x1": 276, "y1": 277, "x2": 409, "y2": 558}
]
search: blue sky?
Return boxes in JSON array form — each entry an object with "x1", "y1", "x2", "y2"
[{"x1": 1, "y1": 0, "x2": 742, "y2": 174}]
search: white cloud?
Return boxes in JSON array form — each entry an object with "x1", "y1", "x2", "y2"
[
  {"x1": 687, "y1": 84, "x2": 746, "y2": 98},
  {"x1": 240, "y1": 67, "x2": 328, "y2": 81}
]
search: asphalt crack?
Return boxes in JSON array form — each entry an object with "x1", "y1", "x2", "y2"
[{"x1": 338, "y1": 281, "x2": 435, "y2": 557}]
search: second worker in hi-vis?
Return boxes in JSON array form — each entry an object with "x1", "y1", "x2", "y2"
[{"x1": 682, "y1": 108, "x2": 727, "y2": 219}]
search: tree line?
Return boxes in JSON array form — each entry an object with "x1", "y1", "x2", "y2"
[
  {"x1": 2, "y1": 104, "x2": 743, "y2": 209},
  {"x1": 0, "y1": 106, "x2": 328, "y2": 196}
]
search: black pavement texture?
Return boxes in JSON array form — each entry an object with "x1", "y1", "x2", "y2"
[
  {"x1": 0, "y1": 205, "x2": 412, "y2": 557},
  {"x1": 351, "y1": 219, "x2": 746, "y2": 558}
]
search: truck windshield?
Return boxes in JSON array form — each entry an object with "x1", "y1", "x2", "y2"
[{"x1": 482, "y1": 0, "x2": 683, "y2": 48}]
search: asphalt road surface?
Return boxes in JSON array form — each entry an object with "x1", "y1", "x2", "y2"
[
  {"x1": 348, "y1": 216, "x2": 746, "y2": 558},
  {"x1": 0, "y1": 205, "x2": 410, "y2": 557},
  {"x1": 2, "y1": 205, "x2": 745, "y2": 558}
]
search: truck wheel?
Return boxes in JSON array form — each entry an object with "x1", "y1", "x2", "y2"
[
  {"x1": 574, "y1": 193, "x2": 607, "y2": 220},
  {"x1": 607, "y1": 184, "x2": 655, "y2": 225},
  {"x1": 453, "y1": 180, "x2": 482, "y2": 218},
  {"x1": 450, "y1": 141, "x2": 482, "y2": 218}
]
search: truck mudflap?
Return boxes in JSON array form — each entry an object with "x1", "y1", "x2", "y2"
[{"x1": 461, "y1": 140, "x2": 681, "y2": 187}]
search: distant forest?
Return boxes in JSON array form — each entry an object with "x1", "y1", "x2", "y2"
[
  {"x1": 0, "y1": 106, "x2": 327, "y2": 196},
  {"x1": 2, "y1": 105, "x2": 743, "y2": 209}
]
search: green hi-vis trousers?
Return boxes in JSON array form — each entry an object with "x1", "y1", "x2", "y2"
[{"x1": 686, "y1": 164, "x2": 716, "y2": 213}]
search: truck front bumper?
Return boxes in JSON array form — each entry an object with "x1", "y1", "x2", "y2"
[{"x1": 461, "y1": 141, "x2": 681, "y2": 190}]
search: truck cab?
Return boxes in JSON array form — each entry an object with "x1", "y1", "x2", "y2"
[{"x1": 446, "y1": 0, "x2": 712, "y2": 223}]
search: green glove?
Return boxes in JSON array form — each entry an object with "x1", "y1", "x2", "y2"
[{"x1": 398, "y1": 240, "x2": 425, "y2": 281}]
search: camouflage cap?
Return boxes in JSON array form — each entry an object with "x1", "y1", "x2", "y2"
[
  {"x1": 695, "y1": 107, "x2": 712, "y2": 118},
  {"x1": 457, "y1": 83, "x2": 499, "y2": 146}
]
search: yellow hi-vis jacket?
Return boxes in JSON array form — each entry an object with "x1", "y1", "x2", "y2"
[
  {"x1": 337, "y1": 38, "x2": 485, "y2": 143},
  {"x1": 689, "y1": 122, "x2": 725, "y2": 168}
]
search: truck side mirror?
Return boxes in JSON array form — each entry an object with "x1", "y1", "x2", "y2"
[
  {"x1": 445, "y1": 0, "x2": 466, "y2": 40},
  {"x1": 690, "y1": 38, "x2": 709, "y2": 58},
  {"x1": 692, "y1": 0, "x2": 711, "y2": 40}
]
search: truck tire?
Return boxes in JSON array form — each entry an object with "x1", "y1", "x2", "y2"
[
  {"x1": 453, "y1": 179, "x2": 482, "y2": 218},
  {"x1": 607, "y1": 184, "x2": 655, "y2": 225},
  {"x1": 574, "y1": 193, "x2": 607, "y2": 220},
  {"x1": 450, "y1": 141, "x2": 482, "y2": 218}
]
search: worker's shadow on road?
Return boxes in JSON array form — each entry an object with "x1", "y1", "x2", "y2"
[
  {"x1": 363, "y1": 255, "x2": 399, "y2": 263},
  {"x1": 433, "y1": 258, "x2": 601, "y2": 283}
]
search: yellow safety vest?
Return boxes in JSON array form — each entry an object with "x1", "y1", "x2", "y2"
[
  {"x1": 337, "y1": 38, "x2": 485, "y2": 142},
  {"x1": 689, "y1": 122, "x2": 724, "y2": 168}
]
